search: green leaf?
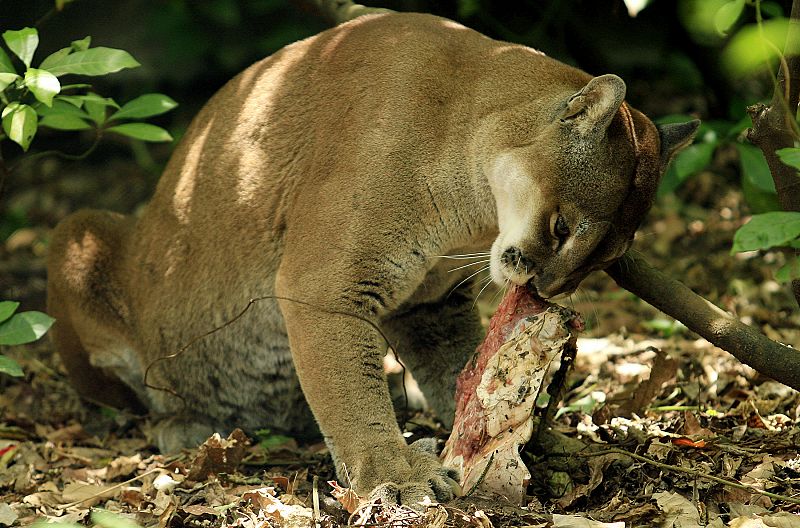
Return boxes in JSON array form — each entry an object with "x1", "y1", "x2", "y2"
[
  {"x1": 109, "y1": 93, "x2": 178, "y2": 121},
  {"x1": 0, "y1": 355, "x2": 23, "y2": 378},
  {"x1": 24, "y1": 68, "x2": 60, "y2": 107},
  {"x1": 714, "y1": 0, "x2": 745, "y2": 35},
  {"x1": 3, "y1": 28, "x2": 39, "y2": 68},
  {"x1": 761, "y1": 1, "x2": 784, "y2": 18},
  {"x1": 736, "y1": 143, "x2": 777, "y2": 193},
  {"x1": 56, "y1": 95, "x2": 85, "y2": 107},
  {"x1": 0, "y1": 48, "x2": 15, "y2": 74},
  {"x1": 91, "y1": 510, "x2": 142, "y2": 528},
  {"x1": 1, "y1": 103, "x2": 38, "y2": 151},
  {"x1": 732, "y1": 211, "x2": 800, "y2": 253},
  {"x1": 40, "y1": 114, "x2": 92, "y2": 130},
  {"x1": 776, "y1": 147, "x2": 800, "y2": 170},
  {"x1": 59, "y1": 83, "x2": 92, "y2": 91},
  {"x1": 776, "y1": 256, "x2": 800, "y2": 283},
  {"x1": 39, "y1": 47, "x2": 140, "y2": 77},
  {"x1": 36, "y1": 99, "x2": 90, "y2": 118},
  {"x1": 741, "y1": 174, "x2": 781, "y2": 213},
  {"x1": 75, "y1": 92, "x2": 119, "y2": 108},
  {"x1": 457, "y1": 0, "x2": 481, "y2": 18},
  {"x1": 38, "y1": 47, "x2": 71, "y2": 71},
  {"x1": 255, "y1": 428, "x2": 293, "y2": 451},
  {"x1": 75, "y1": 93, "x2": 119, "y2": 125},
  {"x1": 85, "y1": 101, "x2": 107, "y2": 125},
  {"x1": 0, "y1": 72, "x2": 20, "y2": 91},
  {"x1": 0, "y1": 301, "x2": 20, "y2": 323},
  {"x1": 723, "y1": 19, "x2": 800, "y2": 77},
  {"x1": 106, "y1": 123, "x2": 173, "y2": 142},
  {"x1": 658, "y1": 141, "x2": 716, "y2": 196},
  {"x1": 55, "y1": 0, "x2": 77, "y2": 10},
  {"x1": 641, "y1": 318, "x2": 685, "y2": 337},
  {"x1": 0, "y1": 311, "x2": 54, "y2": 345},
  {"x1": 71, "y1": 36, "x2": 91, "y2": 52}
]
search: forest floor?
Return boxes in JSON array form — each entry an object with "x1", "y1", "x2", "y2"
[{"x1": 1, "y1": 152, "x2": 800, "y2": 527}]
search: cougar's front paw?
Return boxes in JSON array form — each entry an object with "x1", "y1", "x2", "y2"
[{"x1": 363, "y1": 439, "x2": 461, "y2": 507}]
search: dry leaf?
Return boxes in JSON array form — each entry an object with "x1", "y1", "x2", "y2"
[
  {"x1": 551, "y1": 514, "x2": 625, "y2": 527},
  {"x1": 741, "y1": 457, "x2": 779, "y2": 489},
  {"x1": 0, "y1": 503, "x2": 18, "y2": 527},
  {"x1": 186, "y1": 428, "x2": 249, "y2": 482},
  {"x1": 682, "y1": 411, "x2": 715, "y2": 438},
  {"x1": 558, "y1": 452, "x2": 631, "y2": 508},
  {"x1": 328, "y1": 481, "x2": 361, "y2": 513},
  {"x1": 22, "y1": 493, "x2": 62, "y2": 510},
  {"x1": 654, "y1": 491, "x2": 702, "y2": 528},
  {"x1": 152, "y1": 489, "x2": 175, "y2": 516},
  {"x1": 46, "y1": 423, "x2": 89, "y2": 444},
  {"x1": 615, "y1": 349, "x2": 678, "y2": 417},
  {"x1": 241, "y1": 486, "x2": 313, "y2": 524},
  {"x1": 106, "y1": 454, "x2": 143, "y2": 480},
  {"x1": 61, "y1": 481, "x2": 118, "y2": 507},
  {"x1": 181, "y1": 504, "x2": 221, "y2": 517}
]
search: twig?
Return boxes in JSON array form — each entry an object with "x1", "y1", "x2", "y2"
[
  {"x1": 606, "y1": 252, "x2": 800, "y2": 390},
  {"x1": 7, "y1": 131, "x2": 104, "y2": 173},
  {"x1": 313, "y1": 475, "x2": 321, "y2": 527},
  {"x1": 464, "y1": 451, "x2": 495, "y2": 497},
  {"x1": 579, "y1": 447, "x2": 800, "y2": 505},
  {"x1": 60, "y1": 467, "x2": 163, "y2": 509}
]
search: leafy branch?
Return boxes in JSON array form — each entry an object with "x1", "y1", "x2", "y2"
[
  {"x1": 0, "y1": 27, "x2": 177, "y2": 196},
  {"x1": 0, "y1": 25, "x2": 178, "y2": 378}
]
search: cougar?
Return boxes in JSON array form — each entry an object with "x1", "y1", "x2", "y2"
[{"x1": 47, "y1": 12, "x2": 697, "y2": 504}]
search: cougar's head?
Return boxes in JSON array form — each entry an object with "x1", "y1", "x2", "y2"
[{"x1": 486, "y1": 74, "x2": 698, "y2": 298}]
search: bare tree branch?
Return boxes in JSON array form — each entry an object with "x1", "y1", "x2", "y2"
[
  {"x1": 309, "y1": 0, "x2": 392, "y2": 25},
  {"x1": 606, "y1": 252, "x2": 800, "y2": 390}
]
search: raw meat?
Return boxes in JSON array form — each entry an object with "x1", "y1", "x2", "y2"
[{"x1": 441, "y1": 284, "x2": 582, "y2": 503}]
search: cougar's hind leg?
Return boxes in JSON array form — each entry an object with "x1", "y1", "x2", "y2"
[
  {"x1": 46, "y1": 210, "x2": 145, "y2": 412},
  {"x1": 381, "y1": 288, "x2": 484, "y2": 428}
]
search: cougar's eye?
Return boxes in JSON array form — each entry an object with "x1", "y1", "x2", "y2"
[{"x1": 554, "y1": 214, "x2": 570, "y2": 239}]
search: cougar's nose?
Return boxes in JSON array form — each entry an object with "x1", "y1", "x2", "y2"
[{"x1": 501, "y1": 246, "x2": 535, "y2": 273}]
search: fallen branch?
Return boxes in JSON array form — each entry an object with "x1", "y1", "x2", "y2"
[
  {"x1": 606, "y1": 252, "x2": 800, "y2": 390},
  {"x1": 60, "y1": 467, "x2": 163, "y2": 509},
  {"x1": 580, "y1": 447, "x2": 800, "y2": 506}
]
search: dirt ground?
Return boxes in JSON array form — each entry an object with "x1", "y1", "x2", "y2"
[{"x1": 1, "y1": 147, "x2": 800, "y2": 527}]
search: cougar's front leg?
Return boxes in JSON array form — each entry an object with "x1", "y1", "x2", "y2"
[{"x1": 276, "y1": 252, "x2": 459, "y2": 505}]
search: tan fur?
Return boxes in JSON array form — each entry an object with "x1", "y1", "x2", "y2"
[{"x1": 47, "y1": 13, "x2": 696, "y2": 504}]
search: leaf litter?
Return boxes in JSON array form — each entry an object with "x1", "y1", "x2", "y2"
[{"x1": 3, "y1": 169, "x2": 800, "y2": 526}]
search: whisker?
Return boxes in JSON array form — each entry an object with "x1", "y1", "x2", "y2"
[
  {"x1": 448, "y1": 259, "x2": 490, "y2": 273},
  {"x1": 447, "y1": 265, "x2": 490, "y2": 298},
  {"x1": 473, "y1": 275, "x2": 496, "y2": 308},
  {"x1": 435, "y1": 253, "x2": 492, "y2": 260},
  {"x1": 575, "y1": 286, "x2": 600, "y2": 332},
  {"x1": 489, "y1": 276, "x2": 510, "y2": 305}
]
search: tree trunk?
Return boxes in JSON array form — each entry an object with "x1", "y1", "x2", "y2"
[{"x1": 746, "y1": 0, "x2": 800, "y2": 306}]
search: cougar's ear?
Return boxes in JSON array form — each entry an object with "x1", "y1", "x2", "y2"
[
  {"x1": 657, "y1": 120, "x2": 700, "y2": 165},
  {"x1": 560, "y1": 74, "x2": 626, "y2": 135}
]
